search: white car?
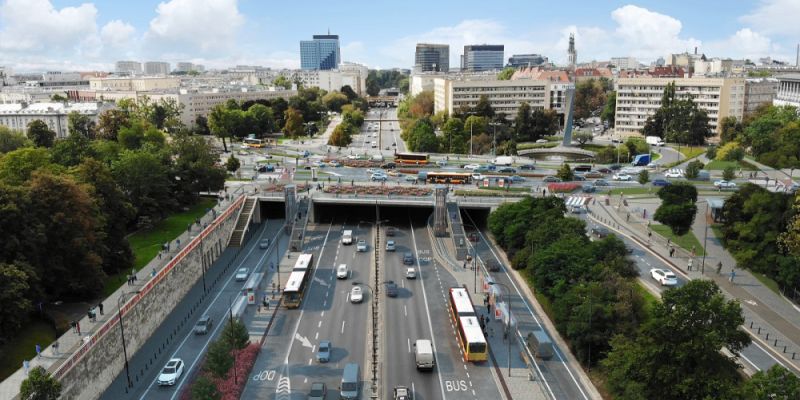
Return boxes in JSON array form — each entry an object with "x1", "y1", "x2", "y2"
[
  {"x1": 371, "y1": 174, "x2": 388, "y2": 182},
  {"x1": 356, "y1": 239, "x2": 368, "y2": 252},
  {"x1": 157, "y1": 358, "x2": 184, "y2": 386},
  {"x1": 371, "y1": 141, "x2": 378, "y2": 148},
  {"x1": 664, "y1": 169, "x2": 684, "y2": 178},
  {"x1": 471, "y1": 173, "x2": 483, "y2": 181},
  {"x1": 406, "y1": 267, "x2": 416, "y2": 279},
  {"x1": 350, "y1": 286, "x2": 364, "y2": 303},
  {"x1": 235, "y1": 267, "x2": 249, "y2": 281},
  {"x1": 650, "y1": 268, "x2": 678, "y2": 286},
  {"x1": 714, "y1": 180, "x2": 737, "y2": 189},
  {"x1": 463, "y1": 164, "x2": 481, "y2": 170},
  {"x1": 336, "y1": 264, "x2": 348, "y2": 279},
  {"x1": 612, "y1": 174, "x2": 632, "y2": 181}
]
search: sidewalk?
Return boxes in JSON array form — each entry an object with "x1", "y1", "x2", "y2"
[
  {"x1": 0, "y1": 194, "x2": 238, "y2": 399},
  {"x1": 588, "y1": 196, "x2": 800, "y2": 373}
]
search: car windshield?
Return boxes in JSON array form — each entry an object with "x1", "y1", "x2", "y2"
[
  {"x1": 238, "y1": 268, "x2": 247, "y2": 274},
  {"x1": 342, "y1": 382, "x2": 357, "y2": 391},
  {"x1": 320, "y1": 343, "x2": 329, "y2": 351},
  {"x1": 310, "y1": 388, "x2": 324, "y2": 396},
  {"x1": 163, "y1": 367, "x2": 176, "y2": 374},
  {"x1": 665, "y1": 273, "x2": 676, "y2": 279}
]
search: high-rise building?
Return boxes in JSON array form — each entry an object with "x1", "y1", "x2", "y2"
[
  {"x1": 507, "y1": 54, "x2": 548, "y2": 68},
  {"x1": 115, "y1": 61, "x2": 142, "y2": 75},
  {"x1": 414, "y1": 43, "x2": 449, "y2": 72},
  {"x1": 300, "y1": 34, "x2": 341, "y2": 70},
  {"x1": 610, "y1": 57, "x2": 639, "y2": 70},
  {"x1": 144, "y1": 61, "x2": 170, "y2": 75},
  {"x1": 567, "y1": 34, "x2": 577, "y2": 70},
  {"x1": 461, "y1": 45, "x2": 504, "y2": 72}
]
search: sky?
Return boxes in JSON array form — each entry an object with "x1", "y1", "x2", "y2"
[{"x1": 1, "y1": 0, "x2": 799, "y2": 72}]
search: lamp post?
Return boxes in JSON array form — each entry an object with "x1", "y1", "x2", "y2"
[
  {"x1": 117, "y1": 290, "x2": 140, "y2": 389},
  {"x1": 489, "y1": 122, "x2": 501, "y2": 157},
  {"x1": 227, "y1": 294, "x2": 238, "y2": 385},
  {"x1": 700, "y1": 200, "x2": 709, "y2": 274},
  {"x1": 489, "y1": 282, "x2": 514, "y2": 378}
]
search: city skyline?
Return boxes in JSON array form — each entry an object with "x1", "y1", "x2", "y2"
[{"x1": 0, "y1": 0, "x2": 798, "y2": 71}]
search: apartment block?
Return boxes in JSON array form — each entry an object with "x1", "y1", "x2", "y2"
[
  {"x1": 0, "y1": 102, "x2": 111, "y2": 138},
  {"x1": 434, "y1": 77, "x2": 551, "y2": 119},
  {"x1": 115, "y1": 61, "x2": 142, "y2": 75},
  {"x1": 614, "y1": 77, "x2": 746, "y2": 138},
  {"x1": 144, "y1": 61, "x2": 170, "y2": 75},
  {"x1": 744, "y1": 78, "x2": 779, "y2": 115},
  {"x1": 89, "y1": 76, "x2": 181, "y2": 91}
]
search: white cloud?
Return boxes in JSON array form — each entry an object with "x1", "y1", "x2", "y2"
[
  {"x1": 740, "y1": 0, "x2": 800, "y2": 37},
  {"x1": 101, "y1": 20, "x2": 136, "y2": 49},
  {"x1": 705, "y1": 28, "x2": 775, "y2": 60},
  {"x1": 144, "y1": 0, "x2": 244, "y2": 55},
  {"x1": 0, "y1": 0, "x2": 98, "y2": 53},
  {"x1": 609, "y1": 5, "x2": 701, "y2": 60}
]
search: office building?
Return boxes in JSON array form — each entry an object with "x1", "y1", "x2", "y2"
[
  {"x1": 614, "y1": 77, "x2": 746, "y2": 138},
  {"x1": 115, "y1": 61, "x2": 142, "y2": 75},
  {"x1": 300, "y1": 34, "x2": 341, "y2": 70},
  {"x1": 89, "y1": 76, "x2": 181, "y2": 91},
  {"x1": 434, "y1": 76, "x2": 557, "y2": 119},
  {"x1": 0, "y1": 102, "x2": 111, "y2": 138},
  {"x1": 774, "y1": 73, "x2": 800, "y2": 109},
  {"x1": 461, "y1": 45, "x2": 504, "y2": 72},
  {"x1": 610, "y1": 57, "x2": 639, "y2": 70},
  {"x1": 414, "y1": 43, "x2": 449, "y2": 72},
  {"x1": 744, "y1": 78, "x2": 778, "y2": 115},
  {"x1": 144, "y1": 62, "x2": 170, "y2": 75},
  {"x1": 507, "y1": 54, "x2": 548, "y2": 68}
]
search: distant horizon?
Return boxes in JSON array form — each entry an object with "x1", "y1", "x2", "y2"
[{"x1": 1, "y1": 0, "x2": 799, "y2": 72}]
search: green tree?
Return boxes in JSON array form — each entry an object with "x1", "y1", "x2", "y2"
[
  {"x1": 556, "y1": 163, "x2": 574, "y2": 181},
  {"x1": 191, "y1": 375, "x2": 220, "y2": 400},
  {"x1": 719, "y1": 116, "x2": 743, "y2": 144},
  {"x1": 223, "y1": 317, "x2": 250, "y2": 350},
  {"x1": 205, "y1": 339, "x2": 233, "y2": 378},
  {"x1": 603, "y1": 280, "x2": 748, "y2": 400},
  {"x1": 530, "y1": 109, "x2": 559, "y2": 141},
  {"x1": 50, "y1": 133, "x2": 91, "y2": 167},
  {"x1": 654, "y1": 203, "x2": 697, "y2": 236},
  {"x1": 657, "y1": 182, "x2": 698, "y2": 204},
  {"x1": 514, "y1": 102, "x2": 532, "y2": 142},
  {"x1": 341, "y1": 105, "x2": 364, "y2": 127},
  {"x1": 497, "y1": 67, "x2": 515, "y2": 80},
  {"x1": 322, "y1": 92, "x2": 349, "y2": 113},
  {"x1": 0, "y1": 147, "x2": 53, "y2": 185},
  {"x1": 208, "y1": 105, "x2": 234, "y2": 152},
  {"x1": 113, "y1": 150, "x2": 175, "y2": 221},
  {"x1": 441, "y1": 117, "x2": 465, "y2": 154},
  {"x1": 67, "y1": 111, "x2": 96, "y2": 139},
  {"x1": 96, "y1": 109, "x2": 129, "y2": 141},
  {"x1": 194, "y1": 115, "x2": 211, "y2": 135},
  {"x1": 340, "y1": 85, "x2": 358, "y2": 101},
  {"x1": 406, "y1": 118, "x2": 439, "y2": 152},
  {"x1": 169, "y1": 134, "x2": 226, "y2": 205},
  {"x1": 741, "y1": 365, "x2": 800, "y2": 399},
  {"x1": 572, "y1": 132, "x2": 593, "y2": 145},
  {"x1": 638, "y1": 169, "x2": 650, "y2": 185},
  {"x1": 26, "y1": 120, "x2": 56, "y2": 148},
  {"x1": 0, "y1": 126, "x2": 31, "y2": 153},
  {"x1": 328, "y1": 123, "x2": 353, "y2": 147},
  {"x1": 600, "y1": 91, "x2": 616, "y2": 126},
  {"x1": 272, "y1": 75, "x2": 292, "y2": 90},
  {"x1": 283, "y1": 107, "x2": 305, "y2": 139},
  {"x1": 574, "y1": 79, "x2": 609, "y2": 120},
  {"x1": 226, "y1": 155, "x2": 240, "y2": 173},
  {"x1": 19, "y1": 366, "x2": 62, "y2": 400},
  {"x1": 474, "y1": 95, "x2": 494, "y2": 118},
  {"x1": 246, "y1": 103, "x2": 275, "y2": 136},
  {"x1": 0, "y1": 262, "x2": 33, "y2": 342},
  {"x1": 722, "y1": 166, "x2": 736, "y2": 181},
  {"x1": 685, "y1": 160, "x2": 704, "y2": 179}
]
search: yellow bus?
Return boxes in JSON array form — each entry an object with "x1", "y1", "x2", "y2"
[
  {"x1": 448, "y1": 287, "x2": 488, "y2": 362},
  {"x1": 244, "y1": 138, "x2": 266, "y2": 148}
]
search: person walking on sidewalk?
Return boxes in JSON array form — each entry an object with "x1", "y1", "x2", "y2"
[
  {"x1": 716, "y1": 261, "x2": 723, "y2": 275},
  {"x1": 687, "y1": 258, "x2": 693, "y2": 272},
  {"x1": 669, "y1": 246, "x2": 675, "y2": 258},
  {"x1": 98, "y1": 302, "x2": 104, "y2": 316},
  {"x1": 730, "y1": 269, "x2": 736, "y2": 283}
]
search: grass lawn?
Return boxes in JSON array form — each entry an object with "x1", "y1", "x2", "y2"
[
  {"x1": 704, "y1": 160, "x2": 757, "y2": 171},
  {"x1": 0, "y1": 319, "x2": 56, "y2": 381},
  {"x1": 604, "y1": 187, "x2": 657, "y2": 196},
  {"x1": 710, "y1": 224, "x2": 724, "y2": 241},
  {"x1": 650, "y1": 224, "x2": 705, "y2": 256},
  {"x1": 635, "y1": 282, "x2": 660, "y2": 321},
  {"x1": 669, "y1": 145, "x2": 705, "y2": 160},
  {"x1": 480, "y1": 186, "x2": 531, "y2": 193},
  {"x1": 104, "y1": 198, "x2": 216, "y2": 297}
]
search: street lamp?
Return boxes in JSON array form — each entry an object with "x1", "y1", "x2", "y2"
[
  {"x1": 488, "y1": 282, "x2": 514, "y2": 378},
  {"x1": 227, "y1": 294, "x2": 239, "y2": 385},
  {"x1": 489, "y1": 122, "x2": 501, "y2": 157},
  {"x1": 117, "y1": 290, "x2": 140, "y2": 390}
]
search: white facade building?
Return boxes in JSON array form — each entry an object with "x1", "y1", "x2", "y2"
[
  {"x1": 434, "y1": 77, "x2": 553, "y2": 119},
  {"x1": 89, "y1": 76, "x2": 181, "y2": 91},
  {"x1": 144, "y1": 62, "x2": 170, "y2": 75},
  {"x1": 0, "y1": 102, "x2": 111, "y2": 138},
  {"x1": 115, "y1": 61, "x2": 142, "y2": 75},
  {"x1": 614, "y1": 77, "x2": 746, "y2": 138},
  {"x1": 744, "y1": 78, "x2": 779, "y2": 115},
  {"x1": 774, "y1": 74, "x2": 800, "y2": 110},
  {"x1": 610, "y1": 57, "x2": 639, "y2": 70}
]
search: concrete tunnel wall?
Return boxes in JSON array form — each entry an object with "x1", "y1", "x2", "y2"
[{"x1": 56, "y1": 197, "x2": 245, "y2": 400}]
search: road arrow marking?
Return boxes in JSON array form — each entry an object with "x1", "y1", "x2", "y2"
[{"x1": 294, "y1": 333, "x2": 312, "y2": 348}]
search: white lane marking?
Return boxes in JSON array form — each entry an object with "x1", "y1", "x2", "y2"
[
  {"x1": 155, "y1": 223, "x2": 277, "y2": 400},
  {"x1": 341, "y1": 320, "x2": 346, "y2": 334},
  {"x1": 407, "y1": 338, "x2": 411, "y2": 353},
  {"x1": 321, "y1": 311, "x2": 325, "y2": 317},
  {"x1": 318, "y1": 320, "x2": 322, "y2": 328},
  {"x1": 404, "y1": 305, "x2": 407, "y2": 317},
  {"x1": 308, "y1": 358, "x2": 312, "y2": 365},
  {"x1": 315, "y1": 332, "x2": 319, "y2": 340},
  {"x1": 410, "y1": 219, "x2": 448, "y2": 400}
]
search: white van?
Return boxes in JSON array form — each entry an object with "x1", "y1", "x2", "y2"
[
  {"x1": 336, "y1": 264, "x2": 348, "y2": 279},
  {"x1": 342, "y1": 230, "x2": 353, "y2": 245},
  {"x1": 413, "y1": 339, "x2": 435, "y2": 370}
]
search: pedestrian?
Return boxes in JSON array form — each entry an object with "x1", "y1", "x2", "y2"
[
  {"x1": 667, "y1": 238, "x2": 671, "y2": 247},
  {"x1": 151, "y1": 267, "x2": 156, "y2": 277},
  {"x1": 730, "y1": 269, "x2": 736, "y2": 283},
  {"x1": 158, "y1": 251, "x2": 162, "y2": 260},
  {"x1": 463, "y1": 261, "x2": 467, "y2": 269},
  {"x1": 76, "y1": 321, "x2": 81, "y2": 335},
  {"x1": 643, "y1": 209, "x2": 647, "y2": 219},
  {"x1": 669, "y1": 246, "x2": 675, "y2": 257},
  {"x1": 35, "y1": 344, "x2": 41, "y2": 358},
  {"x1": 176, "y1": 239, "x2": 181, "y2": 248},
  {"x1": 688, "y1": 259, "x2": 693, "y2": 271},
  {"x1": 691, "y1": 245, "x2": 696, "y2": 258},
  {"x1": 716, "y1": 261, "x2": 723, "y2": 275},
  {"x1": 626, "y1": 212, "x2": 630, "y2": 222},
  {"x1": 98, "y1": 302, "x2": 104, "y2": 316},
  {"x1": 23, "y1": 360, "x2": 29, "y2": 376},
  {"x1": 70, "y1": 320, "x2": 76, "y2": 333},
  {"x1": 648, "y1": 230, "x2": 652, "y2": 240},
  {"x1": 52, "y1": 341, "x2": 59, "y2": 356}
]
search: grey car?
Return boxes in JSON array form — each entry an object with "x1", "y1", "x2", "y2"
[
  {"x1": 308, "y1": 382, "x2": 327, "y2": 400},
  {"x1": 386, "y1": 240, "x2": 396, "y2": 251},
  {"x1": 317, "y1": 340, "x2": 331, "y2": 363},
  {"x1": 193, "y1": 315, "x2": 213, "y2": 335}
]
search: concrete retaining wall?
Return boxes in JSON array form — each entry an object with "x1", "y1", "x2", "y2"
[{"x1": 54, "y1": 195, "x2": 246, "y2": 400}]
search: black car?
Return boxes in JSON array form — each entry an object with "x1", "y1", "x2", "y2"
[
  {"x1": 381, "y1": 162, "x2": 396, "y2": 169},
  {"x1": 386, "y1": 226, "x2": 396, "y2": 236},
  {"x1": 519, "y1": 164, "x2": 536, "y2": 170},
  {"x1": 597, "y1": 168, "x2": 612, "y2": 174},
  {"x1": 609, "y1": 164, "x2": 622, "y2": 171},
  {"x1": 498, "y1": 167, "x2": 516, "y2": 173},
  {"x1": 590, "y1": 226, "x2": 610, "y2": 238},
  {"x1": 386, "y1": 281, "x2": 398, "y2": 297},
  {"x1": 485, "y1": 259, "x2": 502, "y2": 272}
]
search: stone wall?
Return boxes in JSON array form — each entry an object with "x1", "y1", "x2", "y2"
[{"x1": 54, "y1": 195, "x2": 246, "y2": 400}]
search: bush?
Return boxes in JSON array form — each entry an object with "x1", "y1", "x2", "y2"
[
  {"x1": 556, "y1": 163, "x2": 574, "y2": 181},
  {"x1": 706, "y1": 145, "x2": 717, "y2": 160},
  {"x1": 638, "y1": 170, "x2": 650, "y2": 185},
  {"x1": 191, "y1": 375, "x2": 220, "y2": 400},
  {"x1": 205, "y1": 340, "x2": 233, "y2": 378},
  {"x1": 722, "y1": 166, "x2": 736, "y2": 181},
  {"x1": 717, "y1": 141, "x2": 744, "y2": 161},
  {"x1": 222, "y1": 318, "x2": 250, "y2": 350},
  {"x1": 685, "y1": 160, "x2": 704, "y2": 179}
]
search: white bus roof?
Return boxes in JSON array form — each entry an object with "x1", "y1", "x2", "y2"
[
  {"x1": 450, "y1": 287, "x2": 475, "y2": 316},
  {"x1": 459, "y1": 316, "x2": 486, "y2": 344},
  {"x1": 293, "y1": 253, "x2": 313, "y2": 272},
  {"x1": 284, "y1": 270, "x2": 307, "y2": 292}
]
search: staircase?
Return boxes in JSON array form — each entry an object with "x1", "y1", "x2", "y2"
[
  {"x1": 447, "y1": 201, "x2": 469, "y2": 260},
  {"x1": 229, "y1": 197, "x2": 257, "y2": 247},
  {"x1": 289, "y1": 198, "x2": 310, "y2": 252}
]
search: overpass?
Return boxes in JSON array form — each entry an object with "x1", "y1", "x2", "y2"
[{"x1": 366, "y1": 95, "x2": 398, "y2": 107}]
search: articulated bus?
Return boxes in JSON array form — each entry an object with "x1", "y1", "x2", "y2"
[
  {"x1": 283, "y1": 253, "x2": 315, "y2": 308},
  {"x1": 244, "y1": 138, "x2": 266, "y2": 148},
  {"x1": 394, "y1": 152, "x2": 429, "y2": 165},
  {"x1": 448, "y1": 287, "x2": 488, "y2": 362},
  {"x1": 423, "y1": 171, "x2": 473, "y2": 185}
]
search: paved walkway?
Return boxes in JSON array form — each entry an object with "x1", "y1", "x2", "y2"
[
  {"x1": 0, "y1": 194, "x2": 239, "y2": 399},
  {"x1": 588, "y1": 195, "x2": 800, "y2": 373}
]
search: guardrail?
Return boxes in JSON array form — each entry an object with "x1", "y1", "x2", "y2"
[{"x1": 52, "y1": 194, "x2": 247, "y2": 380}]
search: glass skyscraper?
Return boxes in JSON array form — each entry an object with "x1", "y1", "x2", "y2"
[
  {"x1": 462, "y1": 45, "x2": 504, "y2": 72},
  {"x1": 300, "y1": 34, "x2": 341, "y2": 70}
]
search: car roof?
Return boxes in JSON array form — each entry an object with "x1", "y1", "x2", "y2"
[
  {"x1": 198, "y1": 315, "x2": 210, "y2": 321},
  {"x1": 167, "y1": 358, "x2": 181, "y2": 366}
]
